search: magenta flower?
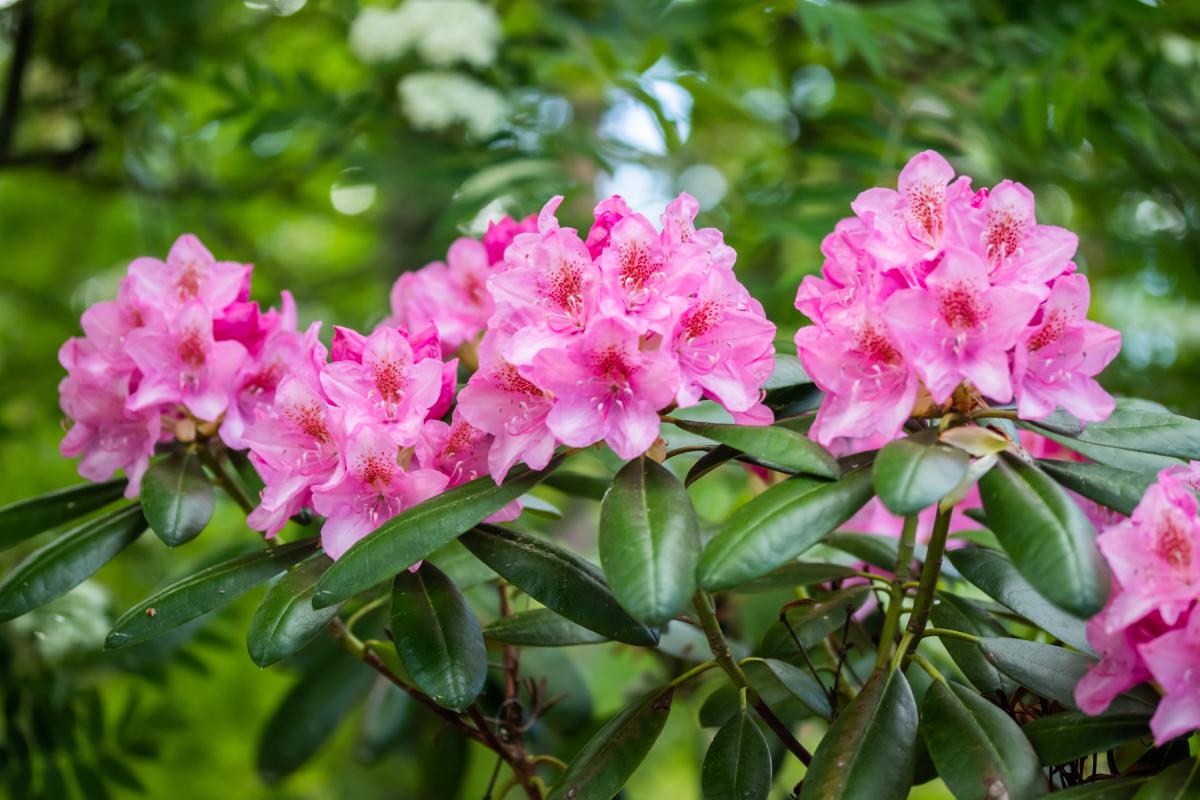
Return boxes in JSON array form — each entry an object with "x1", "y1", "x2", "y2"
[
  {"x1": 660, "y1": 192, "x2": 736, "y2": 270},
  {"x1": 1012, "y1": 274, "x2": 1121, "y2": 422},
  {"x1": 1139, "y1": 605, "x2": 1200, "y2": 745},
  {"x1": 311, "y1": 424, "x2": 448, "y2": 560},
  {"x1": 417, "y1": 413, "x2": 520, "y2": 520},
  {"x1": 584, "y1": 195, "x2": 633, "y2": 259},
  {"x1": 319, "y1": 326, "x2": 445, "y2": 446},
  {"x1": 531, "y1": 315, "x2": 679, "y2": 459},
  {"x1": 127, "y1": 234, "x2": 250, "y2": 316},
  {"x1": 884, "y1": 247, "x2": 1039, "y2": 404},
  {"x1": 1075, "y1": 593, "x2": 1163, "y2": 716},
  {"x1": 1098, "y1": 470, "x2": 1200, "y2": 631},
  {"x1": 596, "y1": 212, "x2": 674, "y2": 334},
  {"x1": 483, "y1": 212, "x2": 538, "y2": 264},
  {"x1": 389, "y1": 238, "x2": 497, "y2": 350},
  {"x1": 456, "y1": 333, "x2": 556, "y2": 483},
  {"x1": 124, "y1": 301, "x2": 248, "y2": 422}
]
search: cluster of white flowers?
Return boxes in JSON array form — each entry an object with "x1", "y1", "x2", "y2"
[
  {"x1": 397, "y1": 72, "x2": 508, "y2": 139},
  {"x1": 349, "y1": 0, "x2": 500, "y2": 68}
]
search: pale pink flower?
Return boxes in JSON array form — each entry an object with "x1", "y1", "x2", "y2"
[
  {"x1": 456, "y1": 333, "x2": 556, "y2": 483},
  {"x1": 417, "y1": 413, "x2": 520, "y2": 521},
  {"x1": 78, "y1": 276, "x2": 149, "y2": 373},
  {"x1": 531, "y1": 315, "x2": 679, "y2": 459},
  {"x1": 596, "y1": 212, "x2": 675, "y2": 334},
  {"x1": 125, "y1": 301, "x2": 248, "y2": 422},
  {"x1": 311, "y1": 424, "x2": 448, "y2": 560},
  {"x1": 659, "y1": 192, "x2": 736, "y2": 270},
  {"x1": 127, "y1": 234, "x2": 250, "y2": 316},
  {"x1": 319, "y1": 326, "x2": 445, "y2": 446},
  {"x1": 884, "y1": 247, "x2": 1039, "y2": 404},
  {"x1": 389, "y1": 238, "x2": 496, "y2": 350},
  {"x1": 1138, "y1": 605, "x2": 1200, "y2": 745},
  {"x1": 1012, "y1": 274, "x2": 1121, "y2": 423}
]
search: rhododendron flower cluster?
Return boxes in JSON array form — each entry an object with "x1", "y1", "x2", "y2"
[
  {"x1": 388, "y1": 212, "x2": 537, "y2": 352},
  {"x1": 1077, "y1": 463, "x2": 1200, "y2": 745},
  {"x1": 451, "y1": 193, "x2": 777, "y2": 478},
  {"x1": 795, "y1": 150, "x2": 1122, "y2": 455},
  {"x1": 58, "y1": 235, "x2": 303, "y2": 497}
]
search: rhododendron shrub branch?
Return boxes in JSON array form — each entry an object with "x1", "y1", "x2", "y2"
[{"x1": 5, "y1": 155, "x2": 1198, "y2": 798}]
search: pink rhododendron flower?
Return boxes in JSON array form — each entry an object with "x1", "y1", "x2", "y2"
[
  {"x1": 1075, "y1": 593, "x2": 1163, "y2": 716},
  {"x1": 596, "y1": 212, "x2": 675, "y2": 333},
  {"x1": 584, "y1": 195, "x2": 633, "y2": 259},
  {"x1": 532, "y1": 315, "x2": 680, "y2": 459},
  {"x1": 1139, "y1": 604, "x2": 1200, "y2": 745},
  {"x1": 484, "y1": 213, "x2": 538, "y2": 264},
  {"x1": 416, "y1": 412, "x2": 521, "y2": 522},
  {"x1": 127, "y1": 234, "x2": 250, "y2": 316}
]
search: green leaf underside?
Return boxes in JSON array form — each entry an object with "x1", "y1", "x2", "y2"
[
  {"x1": 1038, "y1": 459, "x2": 1155, "y2": 517},
  {"x1": 733, "y1": 561, "x2": 857, "y2": 593},
  {"x1": 798, "y1": 669, "x2": 918, "y2": 800},
  {"x1": 929, "y1": 592, "x2": 1009, "y2": 694},
  {"x1": 247, "y1": 553, "x2": 340, "y2": 667},
  {"x1": 699, "y1": 658, "x2": 832, "y2": 728},
  {"x1": 140, "y1": 451, "x2": 215, "y2": 547},
  {"x1": 702, "y1": 708, "x2": 771, "y2": 800},
  {"x1": 921, "y1": 680, "x2": 1044, "y2": 800},
  {"x1": 312, "y1": 456, "x2": 565, "y2": 609},
  {"x1": 482, "y1": 607, "x2": 608, "y2": 647},
  {"x1": 978, "y1": 454, "x2": 1109, "y2": 618},
  {"x1": 1032, "y1": 404, "x2": 1200, "y2": 461},
  {"x1": 1019, "y1": 423, "x2": 1183, "y2": 472},
  {"x1": 0, "y1": 504, "x2": 146, "y2": 622},
  {"x1": 873, "y1": 433, "x2": 969, "y2": 515},
  {"x1": 700, "y1": 468, "x2": 874, "y2": 592},
  {"x1": 390, "y1": 563, "x2": 487, "y2": 711},
  {"x1": 672, "y1": 418, "x2": 839, "y2": 478},
  {"x1": 947, "y1": 547, "x2": 1092, "y2": 652},
  {"x1": 599, "y1": 457, "x2": 700, "y2": 626},
  {"x1": 460, "y1": 524, "x2": 658, "y2": 646},
  {"x1": 545, "y1": 687, "x2": 674, "y2": 800},
  {"x1": 1022, "y1": 710, "x2": 1150, "y2": 766},
  {"x1": 0, "y1": 478, "x2": 127, "y2": 552},
  {"x1": 106, "y1": 537, "x2": 319, "y2": 649}
]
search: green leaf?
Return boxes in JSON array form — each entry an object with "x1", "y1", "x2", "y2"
[
  {"x1": 257, "y1": 650, "x2": 375, "y2": 782},
  {"x1": 460, "y1": 524, "x2": 658, "y2": 646},
  {"x1": 542, "y1": 471, "x2": 609, "y2": 501},
  {"x1": 700, "y1": 469, "x2": 874, "y2": 592},
  {"x1": 929, "y1": 592, "x2": 1010, "y2": 694},
  {"x1": 946, "y1": 547, "x2": 1091, "y2": 652},
  {"x1": 1038, "y1": 459, "x2": 1155, "y2": 517},
  {"x1": 733, "y1": 561, "x2": 857, "y2": 593},
  {"x1": 978, "y1": 638, "x2": 1156, "y2": 716},
  {"x1": 827, "y1": 531, "x2": 909, "y2": 571},
  {"x1": 685, "y1": 445, "x2": 740, "y2": 487},
  {"x1": 106, "y1": 537, "x2": 319, "y2": 649},
  {"x1": 671, "y1": 418, "x2": 839, "y2": 478},
  {"x1": 1050, "y1": 777, "x2": 1150, "y2": 799},
  {"x1": 753, "y1": 658, "x2": 833, "y2": 720},
  {"x1": 0, "y1": 505, "x2": 145, "y2": 622},
  {"x1": 921, "y1": 680, "x2": 1044, "y2": 800},
  {"x1": 545, "y1": 687, "x2": 674, "y2": 800},
  {"x1": 599, "y1": 457, "x2": 700, "y2": 625},
  {"x1": 978, "y1": 454, "x2": 1109, "y2": 618},
  {"x1": 1132, "y1": 757, "x2": 1200, "y2": 799},
  {"x1": 758, "y1": 585, "x2": 871, "y2": 658},
  {"x1": 763, "y1": 353, "x2": 811, "y2": 390},
  {"x1": 483, "y1": 607, "x2": 607, "y2": 647},
  {"x1": 356, "y1": 679, "x2": 411, "y2": 763},
  {"x1": 1022, "y1": 710, "x2": 1150, "y2": 765},
  {"x1": 1043, "y1": 404, "x2": 1200, "y2": 460},
  {"x1": 798, "y1": 669, "x2": 918, "y2": 800},
  {"x1": 0, "y1": 479, "x2": 126, "y2": 552},
  {"x1": 312, "y1": 457, "x2": 564, "y2": 609},
  {"x1": 139, "y1": 451, "x2": 215, "y2": 547},
  {"x1": 1018, "y1": 423, "x2": 1182, "y2": 472},
  {"x1": 702, "y1": 706, "x2": 771, "y2": 800},
  {"x1": 872, "y1": 433, "x2": 969, "y2": 515},
  {"x1": 390, "y1": 563, "x2": 486, "y2": 711},
  {"x1": 247, "y1": 553, "x2": 341, "y2": 668}
]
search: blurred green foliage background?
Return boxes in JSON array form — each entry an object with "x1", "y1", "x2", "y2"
[{"x1": 1, "y1": 0, "x2": 1198, "y2": 797}]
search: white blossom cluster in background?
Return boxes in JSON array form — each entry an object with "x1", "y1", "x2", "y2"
[
  {"x1": 10, "y1": 581, "x2": 111, "y2": 664},
  {"x1": 349, "y1": 0, "x2": 508, "y2": 139},
  {"x1": 349, "y1": 0, "x2": 500, "y2": 67}
]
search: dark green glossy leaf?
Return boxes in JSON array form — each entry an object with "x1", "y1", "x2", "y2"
[
  {"x1": 827, "y1": 531, "x2": 907, "y2": 571},
  {"x1": 754, "y1": 658, "x2": 833, "y2": 720},
  {"x1": 542, "y1": 471, "x2": 610, "y2": 501},
  {"x1": 1050, "y1": 777, "x2": 1150, "y2": 799},
  {"x1": 733, "y1": 561, "x2": 857, "y2": 593},
  {"x1": 0, "y1": 504, "x2": 145, "y2": 622},
  {"x1": 247, "y1": 553, "x2": 340, "y2": 667},
  {"x1": 672, "y1": 418, "x2": 839, "y2": 478},
  {"x1": 929, "y1": 592, "x2": 1009, "y2": 694},
  {"x1": 106, "y1": 537, "x2": 319, "y2": 649},
  {"x1": 140, "y1": 451, "x2": 214, "y2": 547},
  {"x1": 947, "y1": 547, "x2": 1091, "y2": 652},
  {"x1": 1022, "y1": 710, "x2": 1150, "y2": 765},
  {"x1": 685, "y1": 445, "x2": 740, "y2": 487},
  {"x1": 698, "y1": 659, "x2": 828, "y2": 728},
  {"x1": 873, "y1": 433, "x2": 969, "y2": 515},
  {"x1": 460, "y1": 524, "x2": 658, "y2": 646},
  {"x1": 978, "y1": 454, "x2": 1109, "y2": 617},
  {"x1": 1038, "y1": 459, "x2": 1155, "y2": 517},
  {"x1": 978, "y1": 638, "x2": 1156, "y2": 716},
  {"x1": 390, "y1": 562, "x2": 486, "y2": 711},
  {"x1": 599, "y1": 457, "x2": 700, "y2": 625},
  {"x1": 921, "y1": 680, "x2": 1044, "y2": 800},
  {"x1": 356, "y1": 679, "x2": 411, "y2": 763},
  {"x1": 1132, "y1": 757, "x2": 1200, "y2": 799},
  {"x1": 700, "y1": 468, "x2": 874, "y2": 592},
  {"x1": 483, "y1": 607, "x2": 607, "y2": 647},
  {"x1": 702, "y1": 707, "x2": 771, "y2": 800},
  {"x1": 798, "y1": 669, "x2": 918, "y2": 800},
  {"x1": 1040, "y1": 404, "x2": 1200, "y2": 460},
  {"x1": 257, "y1": 651, "x2": 375, "y2": 782},
  {"x1": 0, "y1": 479, "x2": 126, "y2": 552},
  {"x1": 312, "y1": 456, "x2": 564, "y2": 609},
  {"x1": 1019, "y1": 423, "x2": 1182, "y2": 472},
  {"x1": 758, "y1": 585, "x2": 871, "y2": 659},
  {"x1": 545, "y1": 687, "x2": 674, "y2": 800}
]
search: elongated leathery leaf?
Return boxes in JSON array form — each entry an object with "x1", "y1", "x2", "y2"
[
  {"x1": 247, "y1": 553, "x2": 341, "y2": 667},
  {"x1": 702, "y1": 707, "x2": 771, "y2": 800},
  {"x1": 1023, "y1": 710, "x2": 1150, "y2": 766},
  {"x1": 672, "y1": 418, "x2": 839, "y2": 478},
  {"x1": 140, "y1": 451, "x2": 214, "y2": 546},
  {"x1": 0, "y1": 479, "x2": 126, "y2": 552},
  {"x1": 483, "y1": 607, "x2": 607, "y2": 647},
  {"x1": 873, "y1": 432, "x2": 969, "y2": 515},
  {"x1": 1038, "y1": 458, "x2": 1154, "y2": 517}
]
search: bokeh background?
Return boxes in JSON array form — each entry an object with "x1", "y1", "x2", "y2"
[{"x1": 2, "y1": 0, "x2": 1198, "y2": 797}]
